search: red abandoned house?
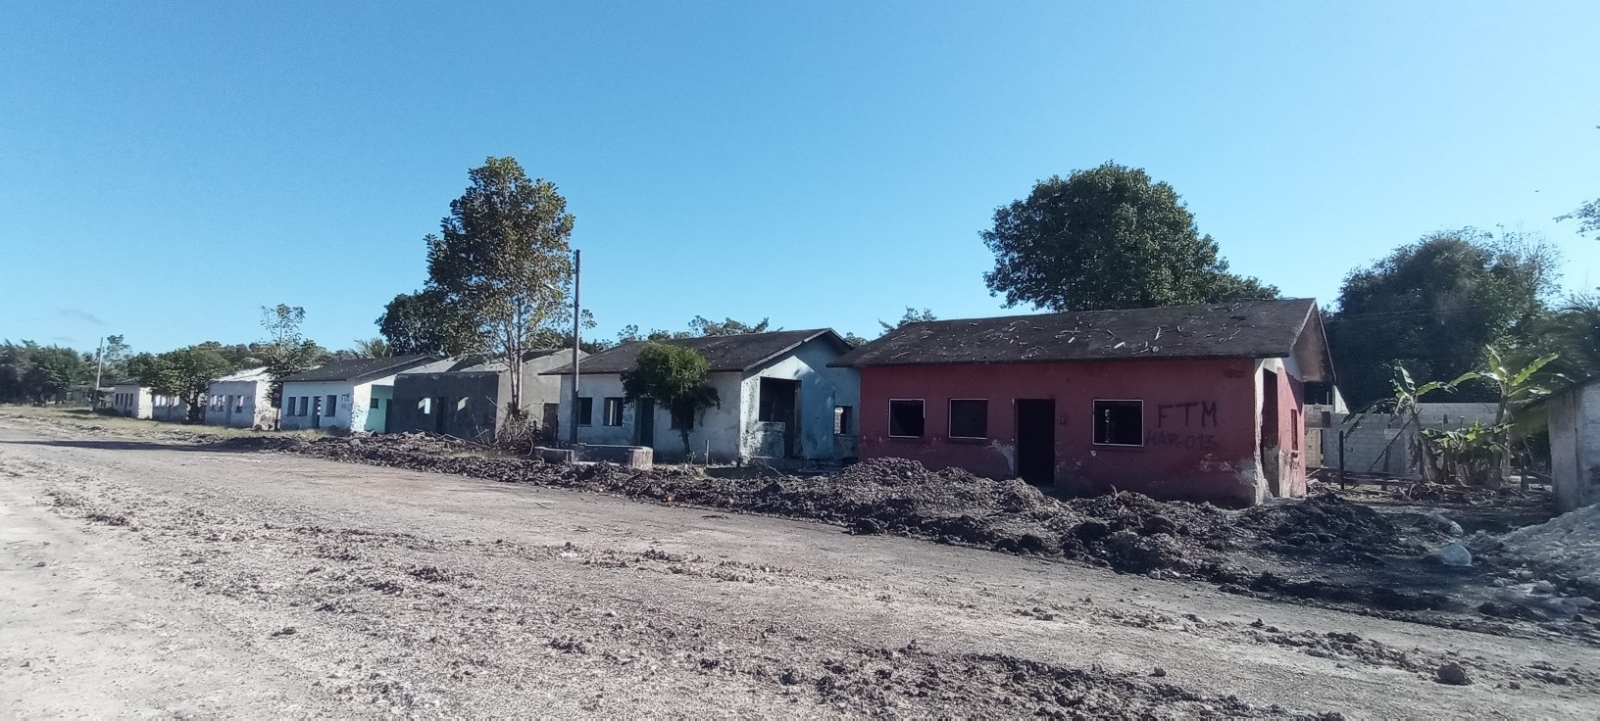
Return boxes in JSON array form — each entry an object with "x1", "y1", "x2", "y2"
[{"x1": 831, "y1": 299, "x2": 1335, "y2": 506}]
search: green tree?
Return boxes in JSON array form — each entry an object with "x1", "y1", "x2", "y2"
[
  {"x1": 377, "y1": 289, "x2": 483, "y2": 356},
  {"x1": 0, "y1": 341, "x2": 91, "y2": 404},
  {"x1": 982, "y1": 163, "x2": 1277, "y2": 312},
  {"x1": 258, "y1": 304, "x2": 324, "y2": 409},
  {"x1": 620, "y1": 343, "x2": 720, "y2": 460},
  {"x1": 1325, "y1": 229, "x2": 1557, "y2": 407},
  {"x1": 423, "y1": 157, "x2": 574, "y2": 415},
  {"x1": 134, "y1": 345, "x2": 234, "y2": 423},
  {"x1": 351, "y1": 338, "x2": 391, "y2": 358},
  {"x1": 688, "y1": 316, "x2": 771, "y2": 336},
  {"x1": 879, "y1": 307, "x2": 936, "y2": 334}
]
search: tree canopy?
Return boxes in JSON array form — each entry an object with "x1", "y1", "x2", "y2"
[
  {"x1": 133, "y1": 344, "x2": 235, "y2": 423},
  {"x1": 0, "y1": 341, "x2": 95, "y2": 404},
  {"x1": 620, "y1": 343, "x2": 720, "y2": 459},
  {"x1": 982, "y1": 163, "x2": 1276, "y2": 312},
  {"x1": 617, "y1": 316, "x2": 774, "y2": 343},
  {"x1": 257, "y1": 304, "x2": 324, "y2": 408},
  {"x1": 1325, "y1": 229, "x2": 1558, "y2": 407},
  {"x1": 377, "y1": 289, "x2": 483, "y2": 357}
]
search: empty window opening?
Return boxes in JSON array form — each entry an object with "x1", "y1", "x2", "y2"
[
  {"x1": 888, "y1": 399, "x2": 925, "y2": 438},
  {"x1": 834, "y1": 405, "x2": 854, "y2": 435},
  {"x1": 577, "y1": 397, "x2": 594, "y2": 426},
  {"x1": 1290, "y1": 409, "x2": 1300, "y2": 451},
  {"x1": 370, "y1": 396, "x2": 380, "y2": 409},
  {"x1": 603, "y1": 397, "x2": 625, "y2": 426},
  {"x1": 326, "y1": 395, "x2": 338, "y2": 417},
  {"x1": 1092, "y1": 400, "x2": 1143, "y2": 446},
  {"x1": 948, "y1": 399, "x2": 989, "y2": 439},
  {"x1": 300, "y1": 397, "x2": 311, "y2": 417},
  {"x1": 235, "y1": 396, "x2": 244, "y2": 412}
]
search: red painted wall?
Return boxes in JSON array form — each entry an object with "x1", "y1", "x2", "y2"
[{"x1": 857, "y1": 358, "x2": 1306, "y2": 505}]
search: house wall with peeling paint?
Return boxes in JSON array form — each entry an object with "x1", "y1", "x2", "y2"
[{"x1": 857, "y1": 357, "x2": 1307, "y2": 506}]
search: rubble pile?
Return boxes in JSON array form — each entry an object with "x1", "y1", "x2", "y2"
[
  {"x1": 1494, "y1": 503, "x2": 1600, "y2": 590},
  {"x1": 1239, "y1": 495, "x2": 1409, "y2": 563}
]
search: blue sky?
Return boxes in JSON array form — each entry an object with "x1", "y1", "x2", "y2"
[{"x1": 3, "y1": 2, "x2": 1598, "y2": 355}]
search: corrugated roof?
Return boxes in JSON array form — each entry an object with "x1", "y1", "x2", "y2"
[
  {"x1": 832, "y1": 299, "x2": 1320, "y2": 368},
  {"x1": 279, "y1": 355, "x2": 442, "y2": 384},
  {"x1": 543, "y1": 329, "x2": 848, "y2": 375}
]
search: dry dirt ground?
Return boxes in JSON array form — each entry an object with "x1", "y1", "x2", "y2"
[{"x1": 2, "y1": 414, "x2": 1597, "y2": 718}]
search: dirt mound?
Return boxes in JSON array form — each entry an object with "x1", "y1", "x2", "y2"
[{"x1": 1240, "y1": 495, "x2": 1406, "y2": 561}]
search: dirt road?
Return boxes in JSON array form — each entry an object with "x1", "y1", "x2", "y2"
[{"x1": 2, "y1": 418, "x2": 1595, "y2": 718}]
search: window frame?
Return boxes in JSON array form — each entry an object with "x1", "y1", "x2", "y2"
[
  {"x1": 887, "y1": 398, "x2": 926, "y2": 439},
  {"x1": 947, "y1": 398, "x2": 989, "y2": 440},
  {"x1": 602, "y1": 397, "x2": 625, "y2": 427},
  {"x1": 326, "y1": 394, "x2": 338, "y2": 417},
  {"x1": 1091, "y1": 398, "x2": 1145, "y2": 448},
  {"x1": 577, "y1": 397, "x2": 594, "y2": 426}
]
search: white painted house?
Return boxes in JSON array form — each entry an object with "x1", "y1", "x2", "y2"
[
  {"x1": 1548, "y1": 380, "x2": 1600, "y2": 513},
  {"x1": 110, "y1": 382, "x2": 152, "y2": 419},
  {"x1": 204, "y1": 367, "x2": 275, "y2": 429},
  {"x1": 543, "y1": 330, "x2": 859, "y2": 464},
  {"x1": 278, "y1": 356, "x2": 452, "y2": 433}
]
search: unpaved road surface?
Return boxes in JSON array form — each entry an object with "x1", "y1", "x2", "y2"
[{"x1": 2, "y1": 419, "x2": 1596, "y2": 718}]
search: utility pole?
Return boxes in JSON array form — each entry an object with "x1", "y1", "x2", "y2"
[
  {"x1": 569, "y1": 249, "x2": 582, "y2": 446},
  {"x1": 92, "y1": 336, "x2": 106, "y2": 408}
]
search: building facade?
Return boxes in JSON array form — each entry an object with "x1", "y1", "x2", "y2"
[
  {"x1": 833, "y1": 299, "x2": 1335, "y2": 506},
  {"x1": 388, "y1": 349, "x2": 583, "y2": 441},
  {"x1": 110, "y1": 383, "x2": 152, "y2": 419},
  {"x1": 544, "y1": 330, "x2": 859, "y2": 464},
  {"x1": 278, "y1": 356, "x2": 451, "y2": 433},
  {"x1": 204, "y1": 367, "x2": 275, "y2": 429}
]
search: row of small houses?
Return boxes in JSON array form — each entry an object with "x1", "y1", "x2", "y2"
[{"x1": 108, "y1": 300, "x2": 1340, "y2": 507}]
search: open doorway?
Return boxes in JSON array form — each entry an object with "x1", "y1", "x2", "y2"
[
  {"x1": 635, "y1": 398, "x2": 655, "y2": 446},
  {"x1": 1260, "y1": 370, "x2": 1281, "y2": 497},
  {"x1": 758, "y1": 378, "x2": 800, "y2": 457},
  {"x1": 1015, "y1": 399, "x2": 1056, "y2": 485}
]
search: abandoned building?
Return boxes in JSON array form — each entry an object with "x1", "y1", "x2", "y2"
[
  {"x1": 203, "y1": 367, "x2": 274, "y2": 429},
  {"x1": 831, "y1": 299, "x2": 1335, "y2": 506},
  {"x1": 278, "y1": 356, "x2": 452, "y2": 432},
  {"x1": 387, "y1": 349, "x2": 583, "y2": 442},
  {"x1": 1546, "y1": 379, "x2": 1600, "y2": 512},
  {"x1": 109, "y1": 382, "x2": 153, "y2": 419},
  {"x1": 543, "y1": 329, "x2": 859, "y2": 464}
]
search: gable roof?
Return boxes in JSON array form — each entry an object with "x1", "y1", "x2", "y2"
[
  {"x1": 832, "y1": 299, "x2": 1329, "y2": 376},
  {"x1": 278, "y1": 355, "x2": 442, "y2": 384},
  {"x1": 211, "y1": 367, "x2": 272, "y2": 384},
  {"x1": 544, "y1": 329, "x2": 850, "y2": 375}
]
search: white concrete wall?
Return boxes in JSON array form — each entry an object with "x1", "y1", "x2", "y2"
[
  {"x1": 204, "y1": 379, "x2": 273, "y2": 428},
  {"x1": 279, "y1": 380, "x2": 379, "y2": 431},
  {"x1": 558, "y1": 372, "x2": 745, "y2": 462},
  {"x1": 1550, "y1": 384, "x2": 1600, "y2": 512},
  {"x1": 111, "y1": 385, "x2": 152, "y2": 419},
  {"x1": 1320, "y1": 403, "x2": 1501, "y2": 477}
]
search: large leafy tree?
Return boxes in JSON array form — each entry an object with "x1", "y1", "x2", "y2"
[
  {"x1": 133, "y1": 345, "x2": 234, "y2": 423},
  {"x1": 1325, "y1": 229, "x2": 1557, "y2": 407},
  {"x1": 982, "y1": 163, "x2": 1277, "y2": 311},
  {"x1": 376, "y1": 289, "x2": 483, "y2": 356},
  {"x1": 617, "y1": 316, "x2": 773, "y2": 344},
  {"x1": 424, "y1": 157, "x2": 574, "y2": 415},
  {"x1": 621, "y1": 343, "x2": 720, "y2": 460}
]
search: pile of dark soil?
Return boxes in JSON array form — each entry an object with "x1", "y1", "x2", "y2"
[
  {"x1": 226, "y1": 436, "x2": 1246, "y2": 575},
  {"x1": 1239, "y1": 495, "x2": 1408, "y2": 563}
]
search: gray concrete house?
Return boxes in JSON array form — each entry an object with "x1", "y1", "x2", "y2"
[
  {"x1": 204, "y1": 367, "x2": 274, "y2": 429},
  {"x1": 387, "y1": 349, "x2": 584, "y2": 442},
  {"x1": 543, "y1": 330, "x2": 859, "y2": 465},
  {"x1": 1548, "y1": 380, "x2": 1600, "y2": 512}
]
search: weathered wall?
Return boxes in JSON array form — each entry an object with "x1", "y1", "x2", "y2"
[
  {"x1": 111, "y1": 385, "x2": 152, "y2": 419},
  {"x1": 279, "y1": 380, "x2": 379, "y2": 432},
  {"x1": 736, "y1": 337, "x2": 860, "y2": 462},
  {"x1": 1319, "y1": 403, "x2": 1500, "y2": 477},
  {"x1": 558, "y1": 372, "x2": 746, "y2": 462},
  {"x1": 1550, "y1": 384, "x2": 1600, "y2": 513},
  {"x1": 204, "y1": 379, "x2": 273, "y2": 428},
  {"x1": 856, "y1": 358, "x2": 1278, "y2": 505},
  {"x1": 390, "y1": 372, "x2": 502, "y2": 441}
]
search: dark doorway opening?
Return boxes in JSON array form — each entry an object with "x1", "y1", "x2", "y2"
[
  {"x1": 635, "y1": 398, "x2": 655, "y2": 446},
  {"x1": 542, "y1": 403, "x2": 560, "y2": 441},
  {"x1": 1260, "y1": 370, "x2": 1281, "y2": 497},
  {"x1": 758, "y1": 378, "x2": 801, "y2": 457},
  {"x1": 434, "y1": 396, "x2": 451, "y2": 434},
  {"x1": 1015, "y1": 399, "x2": 1056, "y2": 485}
]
